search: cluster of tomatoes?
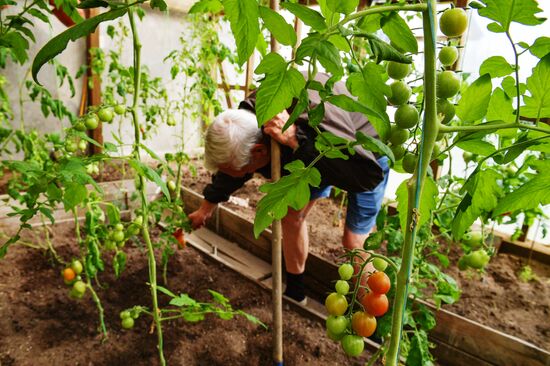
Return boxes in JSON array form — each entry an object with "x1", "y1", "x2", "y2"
[
  {"x1": 458, "y1": 231, "x2": 491, "y2": 270},
  {"x1": 61, "y1": 260, "x2": 87, "y2": 299},
  {"x1": 324, "y1": 257, "x2": 391, "y2": 357},
  {"x1": 119, "y1": 309, "x2": 140, "y2": 330}
]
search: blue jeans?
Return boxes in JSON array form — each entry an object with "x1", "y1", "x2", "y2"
[{"x1": 310, "y1": 156, "x2": 390, "y2": 234}]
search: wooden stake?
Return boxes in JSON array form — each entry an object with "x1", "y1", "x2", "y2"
[
  {"x1": 244, "y1": 53, "x2": 255, "y2": 97},
  {"x1": 269, "y1": 1, "x2": 283, "y2": 365}
]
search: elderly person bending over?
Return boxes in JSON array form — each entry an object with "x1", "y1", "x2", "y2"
[{"x1": 188, "y1": 73, "x2": 389, "y2": 303}]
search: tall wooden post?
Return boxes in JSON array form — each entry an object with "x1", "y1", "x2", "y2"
[{"x1": 269, "y1": 1, "x2": 283, "y2": 365}]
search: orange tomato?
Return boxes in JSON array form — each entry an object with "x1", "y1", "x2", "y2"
[
  {"x1": 62, "y1": 267, "x2": 76, "y2": 282},
  {"x1": 351, "y1": 311, "x2": 377, "y2": 337}
]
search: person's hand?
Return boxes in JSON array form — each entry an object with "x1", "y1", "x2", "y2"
[
  {"x1": 263, "y1": 110, "x2": 299, "y2": 150},
  {"x1": 188, "y1": 200, "x2": 217, "y2": 230}
]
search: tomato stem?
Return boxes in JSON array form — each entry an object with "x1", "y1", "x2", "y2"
[
  {"x1": 126, "y1": 4, "x2": 166, "y2": 365},
  {"x1": 385, "y1": 2, "x2": 438, "y2": 364}
]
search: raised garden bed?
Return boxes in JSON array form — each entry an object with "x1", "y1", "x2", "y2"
[{"x1": 0, "y1": 218, "x2": 377, "y2": 365}]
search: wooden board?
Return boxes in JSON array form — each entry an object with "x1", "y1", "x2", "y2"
[{"x1": 180, "y1": 185, "x2": 550, "y2": 366}]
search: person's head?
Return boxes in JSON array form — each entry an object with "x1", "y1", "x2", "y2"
[{"x1": 204, "y1": 109, "x2": 270, "y2": 177}]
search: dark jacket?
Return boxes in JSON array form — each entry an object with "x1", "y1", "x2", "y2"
[{"x1": 203, "y1": 73, "x2": 384, "y2": 204}]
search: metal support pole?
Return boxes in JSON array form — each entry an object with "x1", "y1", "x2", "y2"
[{"x1": 269, "y1": 1, "x2": 283, "y2": 365}]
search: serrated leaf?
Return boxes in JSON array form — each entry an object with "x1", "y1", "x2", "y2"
[
  {"x1": 479, "y1": 56, "x2": 514, "y2": 78},
  {"x1": 493, "y1": 172, "x2": 550, "y2": 216},
  {"x1": 477, "y1": 0, "x2": 545, "y2": 32},
  {"x1": 170, "y1": 294, "x2": 197, "y2": 307},
  {"x1": 327, "y1": 94, "x2": 390, "y2": 141},
  {"x1": 254, "y1": 162, "x2": 321, "y2": 237},
  {"x1": 296, "y1": 34, "x2": 343, "y2": 76},
  {"x1": 451, "y1": 169, "x2": 503, "y2": 239},
  {"x1": 63, "y1": 182, "x2": 87, "y2": 211},
  {"x1": 259, "y1": 6, "x2": 296, "y2": 47},
  {"x1": 150, "y1": 0, "x2": 167, "y2": 11},
  {"x1": 32, "y1": 8, "x2": 127, "y2": 83},
  {"x1": 396, "y1": 177, "x2": 438, "y2": 234},
  {"x1": 255, "y1": 67, "x2": 305, "y2": 125},
  {"x1": 254, "y1": 52, "x2": 287, "y2": 75},
  {"x1": 530, "y1": 36, "x2": 550, "y2": 58},
  {"x1": 381, "y1": 12, "x2": 418, "y2": 54},
  {"x1": 281, "y1": 2, "x2": 326, "y2": 32},
  {"x1": 223, "y1": 0, "x2": 259, "y2": 65},
  {"x1": 209, "y1": 290, "x2": 229, "y2": 305},
  {"x1": 522, "y1": 54, "x2": 550, "y2": 119},
  {"x1": 188, "y1": 0, "x2": 223, "y2": 14},
  {"x1": 456, "y1": 74, "x2": 492, "y2": 123},
  {"x1": 456, "y1": 140, "x2": 496, "y2": 156},
  {"x1": 406, "y1": 329, "x2": 433, "y2": 366}
]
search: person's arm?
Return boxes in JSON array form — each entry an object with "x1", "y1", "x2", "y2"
[{"x1": 188, "y1": 171, "x2": 252, "y2": 229}]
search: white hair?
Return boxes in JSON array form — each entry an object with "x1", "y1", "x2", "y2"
[{"x1": 204, "y1": 109, "x2": 262, "y2": 172}]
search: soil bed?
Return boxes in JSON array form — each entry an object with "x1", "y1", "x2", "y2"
[
  {"x1": 182, "y1": 163, "x2": 550, "y2": 351},
  {"x1": 0, "y1": 222, "x2": 376, "y2": 366}
]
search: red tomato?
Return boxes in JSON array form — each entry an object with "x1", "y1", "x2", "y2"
[
  {"x1": 173, "y1": 229, "x2": 185, "y2": 249},
  {"x1": 361, "y1": 292, "x2": 389, "y2": 317},
  {"x1": 351, "y1": 311, "x2": 377, "y2": 337},
  {"x1": 367, "y1": 272, "x2": 391, "y2": 295}
]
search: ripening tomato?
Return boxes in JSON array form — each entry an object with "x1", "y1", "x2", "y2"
[
  {"x1": 361, "y1": 292, "x2": 389, "y2": 317},
  {"x1": 173, "y1": 228, "x2": 185, "y2": 249},
  {"x1": 367, "y1": 272, "x2": 391, "y2": 295},
  {"x1": 62, "y1": 267, "x2": 76, "y2": 282},
  {"x1": 325, "y1": 292, "x2": 348, "y2": 316},
  {"x1": 351, "y1": 311, "x2": 377, "y2": 337}
]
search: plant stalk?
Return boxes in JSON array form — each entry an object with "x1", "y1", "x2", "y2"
[
  {"x1": 126, "y1": 5, "x2": 165, "y2": 365},
  {"x1": 385, "y1": 2, "x2": 438, "y2": 364}
]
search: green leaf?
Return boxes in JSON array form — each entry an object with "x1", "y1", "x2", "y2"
[
  {"x1": 281, "y1": 2, "x2": 326, "y2": 32},
  {"x1": 354, "y1": 33, "x2": 412, "y2": 64},
  {"x1": 326, "y1": 0, "x2": 358, "y2": 15},
  {"x1": 477, "y1": 0, "x2": 545, "y2": 32},
  {"x1": 170, "y1": 294, "x2": 198, "y2": 307},
  {"x1": 308, "y1": 102, "x2": 325, "y2": 128},
  {"x1": 77, "y1": 0, "x2": 109, "y2": 8},
  {"x1": 296, "y1": 34, "x2": 343, "y2": 76},
  {"x1": 326, "y1": 94, "x2": 390, "y2": 141},
  {"x1": 357, "y1": 13, "x2": 382, "y2": 33},
  {"x1": 522, "y1": 54, "x2": 550, "y2": 119},
  {"x1": 255, "y1": 67, "x2": 305, "y2": 125},
  {"x1": 0, "y1": 32, "x2": 30, "y2": 64},
  {"x1": 259, "y1": 6, "x2": 296, "y2": 47},
  {"x1": 63, "y1": 182, "x2": 87, "y2": 211},
  {"x1": 355, "y1": 131, "x2": 395, "y2": 165},
  {"x1": 486, "y1": 22, "x2": 505, "y2": 33},
  {"x1": 381, "y1": 12, "x2": 418, "y2": 54},
  {"x1": 254, "y1": 52, "x2": 287, "y2": 74},
  {"x1": 209, "y1": 290, "x2": 229, "y2": 305},
  {"x1": 479, "y1": 56, "x2": 514, "y2": 78},
  {"x1": 157, "y1": 285, "x2": 177, "y2": 298},
  {"x1": 530, "y1": 36, "x2": 550, "y2": 58},
  {"x1": 395, "y1": 177, "x2": 438, "y2": 234},
  {"x1": 456, "y1": 74, "x2": 492, "y2": 123},
  {"x1": 128, "y1": 160, "x2": 170, "y2": 200},
  {"x1": 486, "y1": 88, "x2": 515, "y2": 123},
  {"x1": 150, "y1": 0, "x2": 167, "y2": 11},
  {"x1": 254, "y1": 161, "x2": 321, "y2": 237},
  {"x1": 363, "y1": 230, "x2": 384, "y2": 250},
  {"x1": 32, "y1": 8, "x2": 127, "y2": 83},
  {"x1": 223, "y1": 0, "x2": 259, "y2": 65},
  {"x1": 113, "y1": 251, "x2": 126, "y2": 278},
  {"x1": 189, "y1": 0, "x2": 223, "y2": 14},
  {"x1": 493, "y1": 171, "x2": 550, "y2": 216},
  {"x1": 406, "y1": 330, "x2": 433, "y2": 366},
  {"x1": 328, "y1": 34, "x2": 350, "y2": 52},
  {"x1": 456, "y1": 140, "x2": 496, "y2": 156},
  {"x1": 451, "y1": 169, "x2": 503, "y2": 239}
]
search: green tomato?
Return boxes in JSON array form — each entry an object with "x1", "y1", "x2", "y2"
[
  {"x1": 114, "y1": 104, "x2": 126, "y2": 115},
  {"x1": 72, "y1": 280, "x2": 87, "y2": 295},
  {"x1": 338, "y1": 263, "x2": 354, "y2": 281},
  {"x1": 78, "y1": 140, "x2": 88, "y2": 151},
  {"x1": 85, "y1": 115, "x2": 99, "y2": 130},
  {"x1": 111, "y1": 230, "x2": 125, "y2": 242},
  {"x1": 97, "y1": 107, "x2": 114, "y2": 123},
  {"x1": 439, "y1": 8, "x2": 468, "y2": 38},
  {"x1": 167, "y1": 116, "x2": 176, "y2": 126},
  {"x1": 120, "y1": 310, "x2": 132, "y2": 320},
  {"x1": 388, "y1": 126, "x2": 410, "y2": 146},
  {"x1": 394, "y1": 104, "x2": 419, "y2": 129},
  {"x1": 104, "y1": 240, "x2": 116, "y2": 251},
  {"x1": 167, "y1": 180, "x2": 177, "y2": 191},
  {"x1": 386, "y1": 61, "x2": 411, "y2": 80},
  {"x1": 327, "y1": 329, "x2": 345, "y2": 341},
  {"x1": 115, "y1": 223, "x2": 124, "y2": 232},
  {"x1": 436, "y1": 98, "x2": 456, "y2": 124},
  {"x1": 325, "y1": 293, "x2": 348, "y2": 316},
  {"x1": 390, "y1": 144, "x2": 406, "y2": 160},
  {"x1": 335, "y1": 280, "x2": 350, "y2": 295},
  {"x1": 387, "y1": 80, "x2": 412, "y2": 106},
  {"x1": 71, "y1": 260, "x2": 83, "y2": 275},
  {"x1": 73, "y1": 121, "x2": 86, "y2": 132},
  {"x1": 341, "y1": 335, "x2": 364, "y2": 357},
  {"x1": 133, "y1": 215, "x2": 143, "y2": 226},
  {"x1": 439, "y1": 46, "x2": 459, "y2": 66},
  {"x1": 326, "y1": 315, "x2": 349, "y2": 336},
  {"x1": 65, "y1": 140, "x2": 77, "y2": 153},
  {"x1": 465, "y1": 249, "x2": 490, "y2": 269},
  {"x1": 372, "y1": 258, "x2": 388, "y2": 272},
  {"x1": 463, "y1": 151, "x2": 476, "y2": 163},
  {"x1": 402, "y1": 154, "x2": 418, "y2": 174},
  {"x1": 436, "y1": 71, "x2": 461, "y2": 99},
  {"x1": 121, "y1": 317, "x2": 135, "y2": 329},
  {"x1": 463, "y1": 231, "x2": 484, "y2": 249}
]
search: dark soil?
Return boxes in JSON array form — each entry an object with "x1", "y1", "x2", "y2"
[
  {"x1": 0, "y1": 223, "x2": 376, "y2": 366},
  {"x1": 182, "y1": 163, "x2": 550, "y2": 351}
]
